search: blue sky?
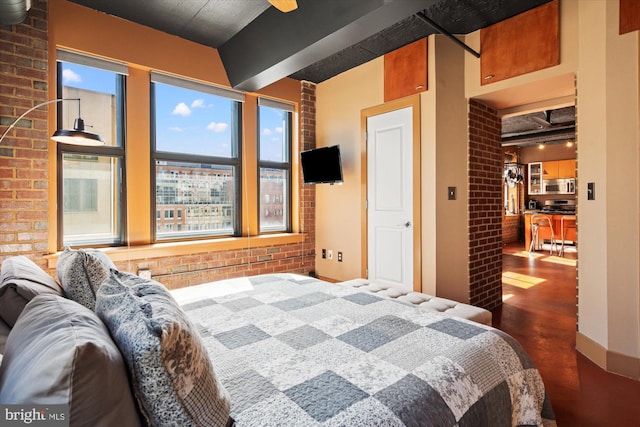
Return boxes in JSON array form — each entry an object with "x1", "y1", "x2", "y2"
[{"x1": 62, "y1": 63, "x2": 288, "y2": 160}]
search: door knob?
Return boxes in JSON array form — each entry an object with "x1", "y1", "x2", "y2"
[{"x1": 402, "y1": 221, "x2": 411, "y2": 228}]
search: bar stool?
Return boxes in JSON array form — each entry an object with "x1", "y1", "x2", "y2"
[
  {"x1": 529, "y1": 214, "x2": 556, "y2": 255},
  {"x1": 559, "y1": 215, "x2": 577, "y2": 256}
]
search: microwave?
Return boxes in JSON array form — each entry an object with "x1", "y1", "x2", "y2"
[{"x1": 544, "y1": 178, "x2": 575, "y2": 195}]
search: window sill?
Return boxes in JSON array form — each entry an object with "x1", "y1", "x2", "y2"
[{"x1": 45, "y1": 233, "x2": 306, "y2": 269}]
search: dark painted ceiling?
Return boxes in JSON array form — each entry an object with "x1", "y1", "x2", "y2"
[
  {"x1": 68, "y1": 0, "x2": 551, "y2": 91},
  {"x1": 502, "y1": 106, "x2": 576, "y2": 147}
]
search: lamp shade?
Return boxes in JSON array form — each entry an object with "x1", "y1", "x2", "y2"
[
  {"x1": 0, "y1": 99, "x2": 105, "y2": 148},
  {"x1": 51, "y1": 118, "x2": 104, "y2": 146}
]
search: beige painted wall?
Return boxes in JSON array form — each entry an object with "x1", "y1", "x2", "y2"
[
  {"x1": 431, "y1": 36, "x2": 470, "y2": 303},
  {"x1": 315, "y1": 58, "x2": 384, "y2": 280},
  {"x1": 315, "y1": 35, "x2": 469, "y2": 299},
  {"x1": 315, "y1": 0, "x2": 640, "y2": 370},
  {"x1": 464, "y1": 0, "x2": 579, "y2": 111},
  {"x1": 577, "y1": 0, "x2": 640, "y2": 360}
]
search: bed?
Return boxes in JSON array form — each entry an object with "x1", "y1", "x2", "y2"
[{"x1": 171, "y1": 273, "x2": 556, "y2": 427}]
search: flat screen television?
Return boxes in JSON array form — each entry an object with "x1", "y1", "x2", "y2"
[{"x1": 300, "y1": 145, "x2": 343, "y2": 184}]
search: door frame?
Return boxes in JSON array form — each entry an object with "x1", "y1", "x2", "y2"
[{"x1": 361, "y1": 95, "x2": 422, "y2": 292}]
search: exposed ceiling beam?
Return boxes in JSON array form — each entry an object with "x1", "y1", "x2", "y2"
[
  {"x1": 502, "y1": 126, "x2": 575, "y2": 146},
  {"x1": 218, "y1": 0, "x2": 438, "y2": 91}
]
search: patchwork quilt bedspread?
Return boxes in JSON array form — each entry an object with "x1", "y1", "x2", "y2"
[{"x1": 175, "y1": 274, "x2": 556, "y2": 427}]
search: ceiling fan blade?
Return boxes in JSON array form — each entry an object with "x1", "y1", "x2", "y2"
[{"x1": 269, "y1": 0, "x2": 298, "y2": 12}]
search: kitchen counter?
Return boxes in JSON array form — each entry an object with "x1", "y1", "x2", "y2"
[{"x1": 524, "y1": 212, "x2": 576, "y2": 253}]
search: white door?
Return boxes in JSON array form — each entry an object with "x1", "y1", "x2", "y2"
[{"x1": 367, "y1": 107, "x2": 413, "y2": 292}]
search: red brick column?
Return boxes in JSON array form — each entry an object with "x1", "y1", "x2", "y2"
[
  {"x1": 0, "y1": 0, "x2": 50, "y2": 269},
  {"x1": 299, "y1": 81, "x2": 316, "y2": 275},
  {"x1": 468, "y1": 99, "x2": 503, "y2": 310}
]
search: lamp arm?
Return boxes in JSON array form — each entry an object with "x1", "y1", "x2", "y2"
[{"x1": 0, "y1": 98, "x2": 80, "y2": 145}]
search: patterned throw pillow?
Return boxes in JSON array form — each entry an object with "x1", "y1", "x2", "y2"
[
  {"x1": 56, "y1": 248, "x2": 116, "y2": 310},
  {"x1": 95, "y1": 270, "x2": 231, "y2": 427}
]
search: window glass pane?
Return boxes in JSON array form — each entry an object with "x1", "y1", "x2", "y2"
[
  {"x1": 155, "y1": 161, "x2": 236, "y2": 239},
  {"x1": 154, "y1": 82, "x2": 239, "y2": 158},
  {"x1": 62, "y1": 154, "x2": 122, "y2": 245},
  {"x1": 60, "y1": 61, "x2": 122, "y2": 147},
  {"x1": 260, "y1": 168, "x2": 287, "y2": 232},
  {"x1": 259, "y1": 105, "x2": 288, "y2": 162}
]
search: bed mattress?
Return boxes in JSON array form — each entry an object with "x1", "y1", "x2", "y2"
[{"x1": 172, "y1": 273, "x2": 556, "y2": 427}]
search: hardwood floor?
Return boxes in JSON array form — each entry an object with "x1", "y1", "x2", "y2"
[{"x1": 493, "y1": 243, "x2": 640, "y2": 426}]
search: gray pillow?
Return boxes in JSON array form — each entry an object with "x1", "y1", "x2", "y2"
[
  {"x1": 96, "y1": 270, "x2": 231, "y2": 427},
  {"x1": 0, "y1": 317, "x2": 10, "y2": 354},
  {"x1": 57, "y1": 248, "x2": 116, "y2": 310},
  {"x1": 0, "y1": 255, "x2": 62, "y2": 326},
  {"x1": 0, "y1": 294, "x2": 141, "y2": 427}
]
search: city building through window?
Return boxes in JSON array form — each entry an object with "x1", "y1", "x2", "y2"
[
  {"x1": 151, "y1": 72, "x2": 244, "y2": 240},
  {"x1": 258, "y1": 98, "x2": 293, "y2": 233},
  {"x1": 56, "y1": 51, "x2": 127, "y2": 247}
]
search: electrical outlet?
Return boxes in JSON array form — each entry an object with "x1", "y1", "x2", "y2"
[
  {"x1": 338, "y1": 252, "x2": 343, "y2": 262},
  {"x1": 328, "y1": 250, "x2": 333, "y2": 260},
  {"x1": 138, "y1": 269, "x2": 152, "y2": 279},
  {"x1": 322, "y1": 249, "x2": 326, "y2": 259}
]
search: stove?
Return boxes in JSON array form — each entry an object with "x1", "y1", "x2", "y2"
[{"x1": 540, "y1": 199, "x2": 576, "y2": 214}]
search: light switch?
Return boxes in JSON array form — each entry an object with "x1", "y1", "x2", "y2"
[
  {"x1": 587, "y1": 182, "x2": 595, "y2": 200},
  {"x1": 448, "y1": 187, "x2": 456, "y2": 200}
]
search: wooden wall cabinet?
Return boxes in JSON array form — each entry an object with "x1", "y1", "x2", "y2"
[
  {"x1": 384, "y1": 38, "x2": 427, "y2": 102},
  {"x1": 542, "y1": 160, "x2": 576, "y2": 180},
  {"x1": 558, "y1": 159, "x2": 576, "y2": 178},
  {"x1": 480, "y1": 0, "x2": 559, "y2": 85},
  {"x1": 620, "y1": 0, "x2": 640, "y2": 35},
  {"x1": 542, "y1": 161, "x2": 559, "y2": 180},
  {"x1": 529, "y1": 160, "x2": 576, "y2": 195}
]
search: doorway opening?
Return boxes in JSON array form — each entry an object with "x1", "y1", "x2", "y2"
[{"x1": 499, "y1": 104, "x2": 578, "y2": 320}]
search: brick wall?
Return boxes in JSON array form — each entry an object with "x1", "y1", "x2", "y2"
[
  {"x1": 502, "y1": 215, "x2": 520, "y2": 244},
  {"x1": 468, "y1": 99, "x2": 503, "y2": 310},
  {"x1": 117, "y1": 241, "x2": 314, "y2": 290},
  {"x1": 0, "y1": 3, "x2": 316, "y2": 287},
  {"x1": 300, "y1": 81, "x2": 317, "y2": 274},
  {"x1": 0, "y1": 0, "x2": 50, "y2": 271}
]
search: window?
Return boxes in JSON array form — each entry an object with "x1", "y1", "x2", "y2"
[
  {"x1": 56, "y1": 50, "x2": 127, "y2": 247},
  {"x1": 63, "y1": 178, "x2": 97, "y2": 212},
  {"x1": 151, "y1": 72, "x2": 244, "y2": 240},
  {"x1": 258, "y1": 98, "x2": 293, "y2": 233}
]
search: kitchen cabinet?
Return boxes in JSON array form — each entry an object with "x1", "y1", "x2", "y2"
[
  {"x1": 530, "y1": 160, "x2": 577, "y2": 194},
  {"x1": 542, "y1": 161, "x2": 559, "y2": 180},
  {"x1": 558, "y1": 159, "x2": 576, "y2": 178},
  {"x1": 384, "y1": 38, "x2": 427, "y2": 102},
  {"x1": 524, "y1": 213, "x2": 576, "y2": 253},
  {"x1": 528, "y1": 163, "x2": 542, "y2": 195}
]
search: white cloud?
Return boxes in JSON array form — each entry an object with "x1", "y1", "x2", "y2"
[
  {"x1": 62, "y1": 68, "x2": 81, "y2": 84},
  {"x1": 275, "y1": 127, "x2": 283, "y2": 134},
  {"x1": 169, "y1": 126, "x2": 184, "y2": 132},
  {"x1": 172, "y1": 102, "x2": 191, "y2": 117},
  {"x1": 263, "y1": 128, "x2": 272, "y2": 136},
  {"x1": 191, "y1": 99, "x2": 205, "y2": 109},
  {"x1": 206, "y1": 122, "x2": 228, "y2": 132}
]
